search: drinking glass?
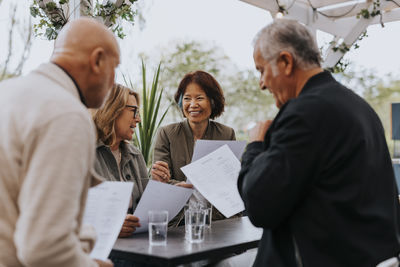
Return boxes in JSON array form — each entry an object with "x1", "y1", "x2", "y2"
[
  {"x1": 148, "y1": 210, "x2": 168, "y2": 246},
  {"x1": 184, "y1": 204, "x2": 190, "y2": 238},
  {"x1": 200, "y1": 202, "x2": 212, "y2": 229}
]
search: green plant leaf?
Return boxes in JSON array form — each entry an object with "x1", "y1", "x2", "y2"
[
  {"x1": 130, "y1": 61, "x2": 171, "y2": 166},
  {"x1": 30, "y1": 6, "x2": 39, "y2": 18},
  {"x1": 45, "y1": 2, "x2": 57, "y2": 11}
]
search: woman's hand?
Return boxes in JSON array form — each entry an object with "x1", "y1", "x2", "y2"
[
  {"x1": 118, "y1": 215, "x2": 140, "y2": 238},
  {"x1": 151, "y1": 161, "x2": 171, "y2": 183},
  {"x1": 175, "y1": 182, "x2": 193, "y2": 189}
]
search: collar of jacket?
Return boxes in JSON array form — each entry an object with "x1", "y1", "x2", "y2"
[
  {"x1": 298, "y1": 70, "x2": 334, "y2": 97},
  {"x1": 35, "y1": 63, "x2": 84, "y2": 104},
  {"x1": 96, "y1": 140, "x2": 142, "y2": 157},
  {"x1": 183, "y1": 119, "x2": 212, "y2": 140},
  {"x1": 50, "y1": 62, "x2": 87, "y2": 107},
  {"x1": 262, "y1": 70, "x2": 334, "y2": 148}
]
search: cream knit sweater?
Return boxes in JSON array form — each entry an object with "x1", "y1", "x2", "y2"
[{"x1": 0, "y1": 63, "x2": 100, "y2": 267}]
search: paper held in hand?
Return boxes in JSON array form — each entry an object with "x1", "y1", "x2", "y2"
[
  {"x1": 181, "y1": 144, "x2": 245, "y2": 218},
  {"x1": 191, "y1": 140, "x2": 247, "y2": 162},
  {"x1": 82, "y1": 181, "x2": 134, "y2": 261},
  {"x1": 133, "y1": 180, "x2": 194, "y2": 233}
]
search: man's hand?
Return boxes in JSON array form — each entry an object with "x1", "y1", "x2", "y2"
[
  {"x1": 249, "y1": 120, "x2": 273, "y2": 142},
  {"x1": 151, "y1": 161, "x2": 171, "y2": 183},
  {"x1": 118, "y1": 215, "x2": 140, "y2": 238},
  {"x1": 94, "y1": 259, "x2": 114, "y2": 267},
  {"x1": 175, "y1": 182, "x2": 193, "y2": 189}
]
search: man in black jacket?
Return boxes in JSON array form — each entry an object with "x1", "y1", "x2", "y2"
[{"x1": 238, "y1": 19, "x2": 400, "y2": 267}]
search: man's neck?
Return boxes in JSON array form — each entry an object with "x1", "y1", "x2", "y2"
[{"x1": 295, "y1": 67, "x2": 324, "y2": 97}]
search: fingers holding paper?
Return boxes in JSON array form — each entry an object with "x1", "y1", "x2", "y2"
[
  {"x1": 151, "y1": 161, "x2": 171, "y2": 183},
  {"x1": 118, "y1": 215, "x2": 140, "y2": 237},
  {"x1": 94, "y1": 259, "x2": 114, "y2": 267},
  {"x1": 175, "y1": 182, "x2": 193, "y2": 189}
]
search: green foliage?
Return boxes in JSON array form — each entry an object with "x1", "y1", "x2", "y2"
[
  {"x1": 328, "y1": 31, "x2": 367, "y2": 73},
  {"x1": 30, "y1": 0, "x2": 138, "y2": 40},
  {"x1": 327, "y1": 59, "x2": 350, "y2": 73},
  {"x1": 95, "y1": 0, "x2": 138, "y2": 39},
  {"x1": 357, "y1": 0, "x2": 381, "y2": 19},
  {"x1": 330, "y1": 41, "x2": 350, "y2": 54},
  {"x1": 30, "y1": 0, "x2": 67, "y2": 40},
  {"x1": 125, "y1": 61, "x2": 170, "y2": 166}
]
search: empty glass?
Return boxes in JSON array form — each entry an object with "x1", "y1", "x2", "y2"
[
  {"x1": 148, "y1": 210, "x2": 168, "y2": 246},
  {"x1": 187, "y1": 195, "x2": 213, "y2": 230},
  {"x1": 201, "y1": 203, "x2": 212, "y2": 229}
]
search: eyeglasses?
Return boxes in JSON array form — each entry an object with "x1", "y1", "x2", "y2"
[{"x1": 125, "y1": 105, "x2": 140, "y2": 119}]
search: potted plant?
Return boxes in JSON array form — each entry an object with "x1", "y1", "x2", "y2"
[{"x1": 124, "y1": 60, "x2": 170, "y2": 166}]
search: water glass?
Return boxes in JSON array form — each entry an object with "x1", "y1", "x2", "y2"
[
  {"x1": 201, "y1": 203, "x2": 212, "y2": 229},
  {"x1": 184, "y1": 204, "x2": 190, "y2": 238},
  {"x1": 186, "y1": 209, "x2": 206, "y2": 243},
  {"x1": 148, "y1": 210, "x2": 168, "y2": 246}
]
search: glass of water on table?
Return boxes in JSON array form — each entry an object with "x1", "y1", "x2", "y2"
[
  {"x1": 148, "y1": 210, "x2": 168, "y2": 246},
  {"x1": 201, "y1": 202, "x2": 212, "y2": 229}
]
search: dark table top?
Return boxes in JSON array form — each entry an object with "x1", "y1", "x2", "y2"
[{"x1": 110, "y1": 216, "x2": 262, "y2": 266}]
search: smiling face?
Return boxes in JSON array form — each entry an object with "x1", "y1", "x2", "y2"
[
  {"x1": 253, "y1": 46, "x2": 296, "y2": 109},
  {"x1": 182, "y1": 83, "x2": 212, "y2": 124},
  {"x1": 114, "y1": 94, "x2": 141, "y2": 142}
]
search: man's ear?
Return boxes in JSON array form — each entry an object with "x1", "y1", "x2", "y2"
[
  {"x1": 89, "y1": 47, "x2": 105, "y2": 74},
  {"x1": 278, "y1": 51, "x2": 294, "y2": 76}
]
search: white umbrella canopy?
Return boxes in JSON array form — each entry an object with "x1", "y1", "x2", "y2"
[{"x1": 240, "y1": 0, "x2": 400, "y2": 68}]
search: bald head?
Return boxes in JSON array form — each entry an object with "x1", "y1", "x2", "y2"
[
  {"x1": 52, "y1": 17, "x2": 119, "y2": 61},
  {"x1": 51, "y1": 18, "x2": 120, "y2": 108}
]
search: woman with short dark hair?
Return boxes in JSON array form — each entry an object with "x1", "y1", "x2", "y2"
[{"x1": 151, "y1": 70, "x2": 237, "y2": 225}]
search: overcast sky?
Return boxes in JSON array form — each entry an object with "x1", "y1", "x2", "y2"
[{"x1": 1, "y1": 0, "x2": 400, "y2": 79}]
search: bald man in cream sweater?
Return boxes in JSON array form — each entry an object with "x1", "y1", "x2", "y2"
[{"x1": 0, "y1": 18, "x2": 120, "y2": 267}]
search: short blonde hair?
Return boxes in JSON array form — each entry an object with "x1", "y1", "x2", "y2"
[{"x1": 93, "y1": 83, "x2": 139, "y2": 147}]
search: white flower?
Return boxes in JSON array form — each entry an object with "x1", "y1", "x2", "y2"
[{"x1": 124, "y1": 0, "x2": 133, "y2": 6}]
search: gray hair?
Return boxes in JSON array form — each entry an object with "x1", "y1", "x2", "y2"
[{"x1": 253, "y1": 19, "x2": 321, "y2": 71}]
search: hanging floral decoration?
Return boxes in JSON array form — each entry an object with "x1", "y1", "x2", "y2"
[{"x1": 30, "y1": 0, "x2": 138, "y2": 40}]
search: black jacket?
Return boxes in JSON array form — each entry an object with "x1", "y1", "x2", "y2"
[{"x1": 238, "y1": 71, "x2": 400, "y2": 267}]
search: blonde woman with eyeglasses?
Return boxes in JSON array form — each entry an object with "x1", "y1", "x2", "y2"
[{"x1": 93, "y1": 83, "x2": 148, "y2": 239}]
